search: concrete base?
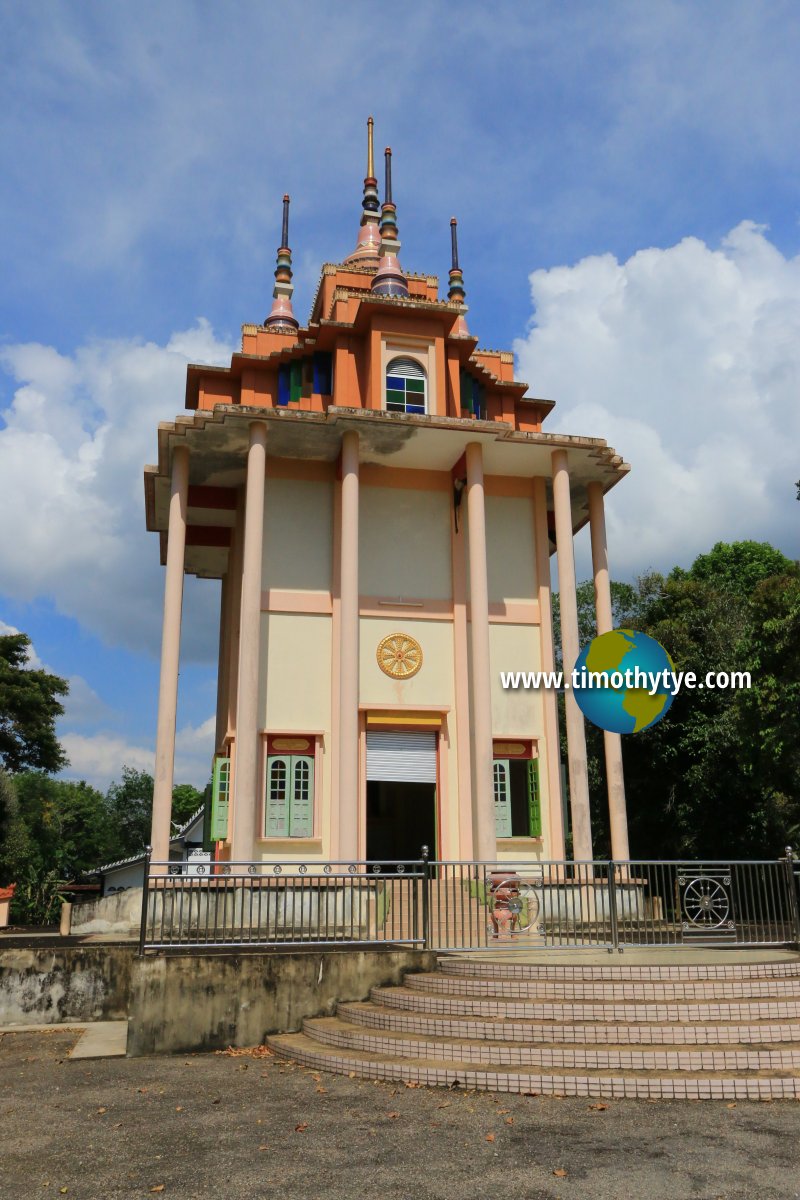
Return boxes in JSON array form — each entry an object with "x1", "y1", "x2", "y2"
[
  {"x1": 0, "y1": 944, "x2": 135, "y2": 1025},
  {"x1": 127, "y1": 947, "x2": 436, "y2": 1057}
]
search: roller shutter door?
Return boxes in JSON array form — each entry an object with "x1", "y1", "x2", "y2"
[{"x1": 366, "y1": 730, "x2": 437, "y2": 783}]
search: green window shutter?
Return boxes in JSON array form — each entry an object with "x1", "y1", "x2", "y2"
[
  {"x1": 210, "y1": 757, "x2": 230, "y2": 842},
  {"x1": 493, "y1": 760, "x2": 512, "y2": 838},
  {"x1": 265, "y1": 756, "x2": 290, "y2": 837},
  {"x1": 289, "y1": 360, "x2": 303, "y2": 403},
  {"x1": 289, "y1": 755, "x2": 314, "y2": 837},
  {"x1": 459, "y1": 368, "x2": 471, "y2": 415},
  {"x1": 527, "y1": 758, "x2": 542, "y2": 837}
]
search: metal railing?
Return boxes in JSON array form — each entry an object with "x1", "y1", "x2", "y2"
[
  {"x1": 139, "y1": 857, "x2": 426, "y2": 952},
  {"x1": 139, "y1": 848, "x2": 800, "y2": 954}
]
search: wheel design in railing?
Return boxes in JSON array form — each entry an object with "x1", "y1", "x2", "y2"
[
  {"x1": 487, "y1": 876, "x2": 542, "y2": 939},
  {"x1": 679, "y1": 874, "x2": 732, "y2": 929}
]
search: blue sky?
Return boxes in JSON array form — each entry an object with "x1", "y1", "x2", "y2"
[{"x1": 1, "y1": 1, "x2": 799, "y2": 788}]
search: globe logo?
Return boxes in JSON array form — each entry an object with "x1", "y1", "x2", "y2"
[{"x1": 572, "y1": 629, "x2": 675, "y2": 735}]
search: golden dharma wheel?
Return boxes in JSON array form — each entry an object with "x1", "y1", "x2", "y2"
[{"x1": 376, "y1": 633, "x2": 423, "y2": 680}]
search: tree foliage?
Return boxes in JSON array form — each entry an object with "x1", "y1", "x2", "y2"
[{"x1": 0, "y1": 634, "x2": 69, "y2": 773}]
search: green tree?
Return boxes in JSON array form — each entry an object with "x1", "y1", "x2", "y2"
[
  {"x1": 105, "y1": 767, "x2": 154, "y2": 860},
  {"x1": 105, "y1": 768, "x2": 207, "y2": 860},
  {"x1": 171, "y1": 782, "x2": 205, "y2": 829},
  {"x1": 0, "y1": 634, "x2": 69, "y2": 773}
]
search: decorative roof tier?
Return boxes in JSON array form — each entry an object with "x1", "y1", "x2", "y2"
[
  {"x1": 371, "y1": 147, "x2": 409, "y2": 298},
  {"x1": 264, "y1": 194, "x2": 299, "y2": 332},
  {"x1": 448, "y1": 217, "x2": 470, "y2": 338},
  {"x1": 345, "y1": 116, "x2": 382, "y2": 268}
]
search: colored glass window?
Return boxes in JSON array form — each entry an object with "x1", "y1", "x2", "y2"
[{"x1": 385, "y1": 357, "x2": 427, "y2": 414}]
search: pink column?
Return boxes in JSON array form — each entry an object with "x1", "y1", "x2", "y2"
[
  {"x1": 450, "y1": 486, "x2": 474, "y2": 859},
  {"x1": 466, "y1": 442, "x2": 495, "y2": 862},
  {"x1": 338, "y1": 430, "x2": 360, "y2": 863},
  {"x1": 150, "y1": 443, "x2": 189, "y2": 869},
  {"x1": 231, "y1": 421, "x2": 267, "y2": 863},
  {"x1": 551, "y1": 449, "x2": 593, "y2": 861},
  {"x1": 587, "y1": 480, "x2": 630, "y2": 861},
  {"x1": 215, "y1": 573, "x2": 230, "y2": 752},
  {"x1": 533, "y1": 476, "x2": 566, "y2": 859}
]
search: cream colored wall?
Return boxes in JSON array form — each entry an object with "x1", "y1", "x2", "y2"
[
  {"x1": 257, "y1": 611, "x2": 333, "y2": 860},
  {"x1": 486, "y1": 496, "x2": 537, "y2": 603},
  {"x1": 488, "y1": 623, "x2": 553, "y2": 861},
  {"x1": 360, "y1": 486, "x2": 452, "y2": 600},
  {"x1": 262, "y1": 477, "x2": 332, "y2": 592},
  {"x1": 359, "y1": 616, "x2": 461, "y2": 858}
]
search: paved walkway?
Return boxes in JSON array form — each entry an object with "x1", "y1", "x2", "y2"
[{"x1": 1, "y1": 1026, "x2": 800, "y2": 1198}]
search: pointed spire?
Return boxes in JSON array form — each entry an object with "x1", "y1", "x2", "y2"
[
  {"x1": 265, "y1": 194, "x2": 299, "y2": 333},
  {"x1": 345, "y1": 116, "x2": 382, "y2": 267},
  {"x1": 371, "y1": 147, "x2": 409, "y2": 297},
  {"x1": 448, "y1": 217, "x2": 469, "y2": 336}
]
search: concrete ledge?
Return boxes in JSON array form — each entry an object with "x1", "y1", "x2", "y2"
[{"x1": 127, "y1": 947, "x2": 437, "y2": 1057}]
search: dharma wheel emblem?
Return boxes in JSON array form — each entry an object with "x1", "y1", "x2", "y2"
[{"x1": 377, "y1": 633, "x2": 423, "y2": 680}]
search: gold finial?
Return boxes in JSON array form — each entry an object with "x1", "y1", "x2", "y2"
[{"x1": 367, "y1": 116, "x2": 374, "y2": 179}]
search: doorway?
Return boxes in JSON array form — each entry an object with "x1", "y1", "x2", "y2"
[{"x1": 365, "y1": 730, "x2": 438, "y2": 862}]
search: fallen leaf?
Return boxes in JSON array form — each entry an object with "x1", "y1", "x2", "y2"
[
  {"x1": 404, "y1": 1081, "x2": 420, "y2": 1089},
  {"x1": 112, "y1": 1122, "x2": 123, "y2": 1129},
  {"x1": 137, "y1": 1087, "x2": 148, "y2": 1094},
  {"x1": 486, "y1": 1133, "x2": 496, "y2": 1143},
  {"x1": 315, "y1": 1086, "x2": 327, "y2": 1094},
  {"x1": 175, "y1": 1106, "x2": 183, "y2": 1112},
  {"x1": 726, "y1": 1102, "x2": 737, "y2": 1109},
  {"x1": 96, "y1": 1107, "x2": 107, "y2": 1115},
  {"x1": 387, "y1": 1112, "x2": 400, "y2": 1120},
  {"x1": 294, "y1": 1123, "x2": 308, "y2": 1133},
  {"x1": 588, "y1": 1103, "x2": 608, "y2": 1111},
  {"x1": 212, "y1": 1098, "x2": 221, "y2": 1105},
  {"x1": 553, "y1": 1168, "x2": 568, "y2": 1178},
  {"x1": 150, "y1": 1188, "x2": 165, "y2": 1195},
  {"x1": 348, "y1": 1072, "x2": 357, "y2": 1079},
  {"x1": 437, "y1": 1101, "x2": 451, "y2": 1109},
  {"x1": 505, "y1": 1117, "x2": 514, "y2": 1125},
  {"x1": 498, "y1": 1108, "x2": 510, "y2": 1114},
  {"x1": 312, "y1": 1074, "x2": 321, "y2": 1082},
  {"x1": 258, "y1": 1145, "x2": 269, "y2": 1151}
]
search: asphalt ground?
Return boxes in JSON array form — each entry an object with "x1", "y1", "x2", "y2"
[{"x1": 1, "y1": 1029, "x2": 799, "y2": 1200}]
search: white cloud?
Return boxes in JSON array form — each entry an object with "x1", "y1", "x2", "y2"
[
  {"x1": 514, "y1": 221, "x2": 800, "y2": 579},
  {"x1": 60, "y1": 715, "x2": 215, "y2": 793},
  {"x1": 0, "y1": 321, "x2": 232, "y2": 659}
]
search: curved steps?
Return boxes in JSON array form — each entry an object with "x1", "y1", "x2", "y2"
[{"x1": 268, "y1": 953, "x2": 800, "y2": 1099}]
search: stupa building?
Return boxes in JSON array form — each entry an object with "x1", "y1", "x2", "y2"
[{"x1": 144, "y1": 120, "x2": 630, "y2": 870}]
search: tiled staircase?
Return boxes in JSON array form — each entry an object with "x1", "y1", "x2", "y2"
[{"x1": 268, "y1": 954, "x2": 800, "y2": 1099}]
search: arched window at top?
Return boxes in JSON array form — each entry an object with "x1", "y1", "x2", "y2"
[{"x1": 386, "y1": 357, "x2": 427, "y2": 415}]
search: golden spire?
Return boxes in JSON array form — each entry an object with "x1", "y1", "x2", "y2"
[{"x1": 367, "y1": 116, "x2": 375, "y2": 180}]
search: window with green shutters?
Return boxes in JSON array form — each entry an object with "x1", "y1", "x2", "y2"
[
  {"x1": 527, "y1": 758, "x2": 542, "y2": 837},
  {"x1": 493, "y1": 761, "x2": 512, "y2": 837},
  {"x1": 265, "y1": 754, "x2": 315, "y2": 837},
  {"x1": 493, "y1": 756, "x2": 542, "y2": 838},
  {"x1": 209, "y1": 756, "x2": 231, "y2": 842}
]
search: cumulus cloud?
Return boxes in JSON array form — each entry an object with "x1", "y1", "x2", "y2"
[
  {"x1": 514, "y1": 221, "x2": 800, "y2": 578},
  {"x1": 0, "y1": 321, "x2": 232, "y2": 659},
  {"x1": 60, "y1": 715, "x2": 215, "y2": 793}
]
